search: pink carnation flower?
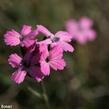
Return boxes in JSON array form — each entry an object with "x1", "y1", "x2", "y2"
[
  {"x1": 4, "y1": 25, "x2": 38, "y2": 48},
  {"x1": 4, "y1": 24, "x2": 75, "y2": 84},
  {"x1": 40, "y1": 45, "x2": 66, "y2": 76},
  {"x1": 36, "y1": 25, "x2": 74, "y2": 52},
  {"x1": 66, "y1": 17, "x2": 96, "y2": 44},
  {"x1": 8, "y1": 52, "x2": 44, "y2": 84}
]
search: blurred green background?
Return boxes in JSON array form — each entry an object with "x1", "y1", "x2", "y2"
[{"x1": 0, "y1": 0, "x2": 109, "y2": 109}]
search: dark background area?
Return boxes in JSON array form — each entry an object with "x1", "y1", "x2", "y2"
[{"x1": 0, "y1": 0, "x2": 109, "y2": 109}]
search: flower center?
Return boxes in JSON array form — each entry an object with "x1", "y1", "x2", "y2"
[
  {"x1": 46, "y1": 57, "x2": 49, "y2": 62},
  {"x1": 78, "y1": 24, "x2": 85, "y2": 32},
  {"x1": 52, "y1": 37, "x2": 60, "y2": 42},
  {"x1": 22, "y1": 60, "x2": 30, "y2": 68},
  {"x1": 20, "y1": 35, "x2": 25, "y2": 41}
]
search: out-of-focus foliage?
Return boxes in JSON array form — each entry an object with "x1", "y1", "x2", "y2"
[{"x1": 0, "y1": 0, "x2": 109, "y2": 109}]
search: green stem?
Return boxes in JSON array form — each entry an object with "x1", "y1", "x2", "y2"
[
  {"x1": 28, "y1": 81, "x2": 50, "y2": 109},
  {"x1": 28, "y1": 86, "x2": 42, "y2": 99},
  {"x1": 41, "y1": 81, "x2": 50, "y2": 109}
]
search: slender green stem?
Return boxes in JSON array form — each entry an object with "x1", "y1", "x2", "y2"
[
  {"x1": 27, "y1": 81, "x2": 50, "y2": 109},
  {"x1": 28, "y1": 86, "x2": 42, "y2": 99},
  {"x1": 41, "y1": 81, "x2": 50, "y2": 109}
]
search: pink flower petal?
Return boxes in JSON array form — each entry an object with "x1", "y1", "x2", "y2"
[
  {"x1": 49, "y1": 45, "x2": 63, "y2": 60},
  {"x1": 79, "y1": 17, "x2": 93, "y2": 29},
  {"x1": 11, "y1": 69, "x2": 27, "y2": 84},
  {"x1": 85, "y1": 30, "x2": 96, "y2": 41},
  {"x1": 61, "y1": 42, "x2": 74, "y2": 52},
  {"x1": 36, "y1": 25, "x2": 52, "y2": 37},
  {"x1": 75, "y1": 32, "x2": 87, "y2": 44},
  {"x1": 76, "y1": 30, "x2": 96, "y2": 44},
  {"x1": 8, "y1": 53, "x2": 22, "y2": 68},
  {"x1": 27, "y1": 29, "x2": 39, "y2": 39},
  {"x1": 21, "y1": 25, "x2": 32, "y2": 36},
  {"x1": 21, "y1": 38, "x2": 35, "y2": 48},
  {"x1": 4, "y1": 30, "x2": 20, "y2": 46},
  {"x1": 65, "y1": 19, "x2": 78, "y2": 38},
  {"x1": 50, "y1": 59, "x2": 66, "y2": 70},
  {"x1": 40, "y1": 61, "x2": 50, "y2": 76},
  {"x1": 37, "y1": 39, "x2": 52, "y2": 45},
  {"x1": 55, "y1": 31, "x2": 72, "y2": 42},
  {"x1": 39, "y1": 43, "x2": 49, "y2": 60},
  {"x1": 49, "y1": 45, "x2": 66, "y2": 71}
]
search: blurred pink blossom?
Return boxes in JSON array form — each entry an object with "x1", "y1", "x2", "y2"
[{"x1": 66, "y1": 17, "x2": 96, "y2": 44}]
